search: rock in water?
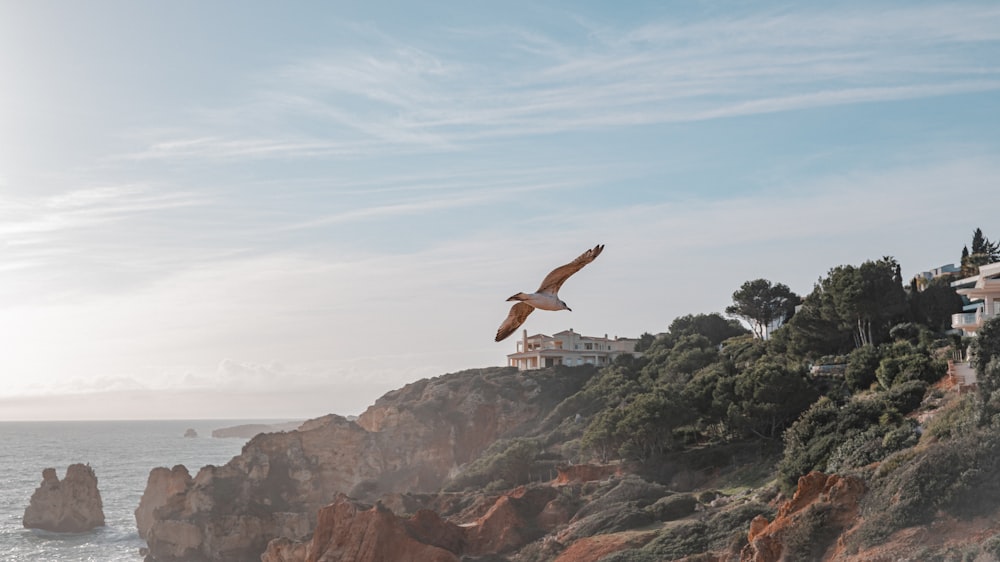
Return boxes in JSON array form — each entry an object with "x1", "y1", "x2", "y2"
[
  {"x1": 23, "y1": 464, "x2": 106, "y2": 532},
  {"x1": 183, "y1": 428, "x2": 198, "y2": 438}
]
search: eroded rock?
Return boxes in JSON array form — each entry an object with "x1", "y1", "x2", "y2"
[
  {"x1": 23, "y1": 464, "x2": 105, "y2": 533},
  {"x1": 740, "y1": 471, "x2": 865, "y2": 562}
]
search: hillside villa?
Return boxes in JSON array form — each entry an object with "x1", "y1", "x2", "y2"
[
  {"x1": 948, "y1": 261, "x2": 1000, "y2": 390},
  {"x1": 506, "y1": 329, "x2": 641, "y2": 371},
  {"x1": 951, "y1": 261, "x2": 1000, "y2": 336}
]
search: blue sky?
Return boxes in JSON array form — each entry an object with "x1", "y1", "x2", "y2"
[{"x1": 1, "y1": 1, "x2": 999, "y2": 420}]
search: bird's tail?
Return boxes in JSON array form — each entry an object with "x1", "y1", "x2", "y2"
[{"x1": 506, "y1": 292, "x2": 529, "y2": 302}]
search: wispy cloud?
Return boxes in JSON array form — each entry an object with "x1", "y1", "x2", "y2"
[
  {"x1": 0, "y1": 185, "x2": 205, "y2": 238},
  {"x1": 0, "y1": 184, "x2": 208, "y2": 305},
  {"x1": 120, "y1": 4, "x2": 1000, "y2": 162},
  {"x1": 280, "y1": 178, "x2": 580, "y2": 230}
]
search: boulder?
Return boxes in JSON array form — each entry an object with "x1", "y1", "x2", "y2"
[{"x1": 23, "y1": 464, "x2": 105, "y2": 533}]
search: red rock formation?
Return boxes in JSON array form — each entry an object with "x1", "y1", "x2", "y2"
[
  {"x1": 740, "y1": 471, "x2": 865, "y2": 562},
  {"x1": 305, "y1": 495, "x2": 459, "y2": 562},
  {"x1": 23, "y1": 464, "x2": 105, "y2": 533},
  {"x1": 464, "y1": 486, "x2": 559, "y2": 555}
]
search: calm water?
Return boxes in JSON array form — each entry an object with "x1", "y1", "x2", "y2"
[{"x1": 0, "y1": 420, "x2": 277, "y2": 561}]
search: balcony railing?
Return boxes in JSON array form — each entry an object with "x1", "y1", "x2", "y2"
[
  {"x1": 952, "y1": 312, "x2": 979, "y2": 328},
  {"x1": 952, "y1": 304, "x2": 1000, "y2": 331}
]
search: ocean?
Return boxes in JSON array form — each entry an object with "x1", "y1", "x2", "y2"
[{"x1": 0, "y1": 420, "x2": 278, "y2": 562}]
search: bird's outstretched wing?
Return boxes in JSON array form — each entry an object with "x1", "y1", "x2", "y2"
[
  {"x1": 536, "y1": 244, "x2": 604, "y2": 295},
  {"x1": 495, "y1": 302, "x2": 535, "y2": 342}
]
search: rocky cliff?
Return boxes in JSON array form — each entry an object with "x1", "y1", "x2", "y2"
[
  {"x1": 23, "y1": 463, "x2": 105, "y2": 533},
  {"x1": 137, "y1": 367, "x2": 591, "y2": 562},
  {"x1": 136, "y1": 361, "x2": 1000, "y2": 562}
]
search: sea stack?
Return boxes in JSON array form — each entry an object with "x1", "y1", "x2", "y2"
[{"x1": 23, "y1": 463, "x2": 106, "y2": 533}]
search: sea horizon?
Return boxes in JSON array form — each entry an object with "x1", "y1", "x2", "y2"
[{"x1": 0, "y1": 419, "x2": 289, "y2": 561}]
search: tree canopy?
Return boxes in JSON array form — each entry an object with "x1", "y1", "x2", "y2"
[
  {"x1": 962, "y1": 228, "x2": 999, "y2": 275},
  {"x1": 781, "y1": 257, "x2": 908, "y2": 357},
  {"x1": 725, "y1": 279, "x2": 799, "y2": 340}
]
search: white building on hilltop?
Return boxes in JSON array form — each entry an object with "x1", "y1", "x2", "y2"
[
  {"x1": 951, "y1": 261, "x2": 1000, "y2": 336},
  {"x1": 948, "y1": 261, "x2": 1000, "y2": 392},
  {"x1": 506, "y1": 328, "x2": 641, "y2": 371}
]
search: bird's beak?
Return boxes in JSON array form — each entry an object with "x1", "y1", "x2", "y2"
[{"x1": 567, "y1": 307, "x2": 572, "y2": 312}]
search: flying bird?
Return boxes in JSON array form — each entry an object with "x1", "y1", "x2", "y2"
[{"x1": 495, "y1": 244, "x2": 604, "y2": 342}]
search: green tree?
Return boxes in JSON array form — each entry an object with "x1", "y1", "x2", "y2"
[
  {"x1": 726, "y1": 279, "x2": 800, "y2": 340},
  {"x1": 634, "y1": 332, "x2": 656, "y2": 353},
  {"x1": 908, "y1": 276, "x2": 963, "y2": 333},
  {"x1": 778, "y1": 396, "x2": 884, "y2": 490},
  {"x1": 845, "y1": 345, "x2": 880, "y2": 392},
  {"x1": 582, "y1": 408, "x2": 625, "y2": 462},
  {"x1": 615, "y1": 391, "x2": 693, "y2": 460},
  {"x1": 725, "y1": 361, "x2": 817, "y2": 440},
  {"x1": 825, "y1": 258, "x2": 907, "y2": 348},
  {"x1": 665, "y1": 313, "x2": 749, "y2": 347},
  {"x1": 784, "y1": 285, "x2": 855, "y2": 358},
  {"x1": 582, "y1": 388, "x2": 694, "y2": 461},
  {"x1": 962, "y1": 228, "x2": 999, "y2": 275}
]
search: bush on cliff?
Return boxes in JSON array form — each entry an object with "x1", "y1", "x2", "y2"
[
  {"x1": 445, "y1": 438, "x2": 543, "y2": 491},
  {"x1": 599, "y1": 501, "x2": 774, "y2": 562},
  {"x1": 854, "y1": 428, "x2": 1000, "y2": 546}
]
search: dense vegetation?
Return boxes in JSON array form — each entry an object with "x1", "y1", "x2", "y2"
[{"x1": 445, "y1": 229, "x2": 1000, "y2": 558}]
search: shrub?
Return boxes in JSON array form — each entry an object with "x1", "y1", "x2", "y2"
[
  {"x1": 889, "y1": 322, "x2": 923, "y2": 344},
  {"x1": 855, "y1": 429, "x2": 1000, "y2": 546},
  {"x1": 845, "y1": 345, "x2": 880, "y2": 392},
  {"x1": 444, "y1": 438, "x2": 541, "y2": 491},
  {"x1": 875, "y1": 342, "x2": 943, "y2": 390},
  {"x1": 563, "y1": 505, "x2": 654, "y2": 541},
  {"x1": 826, "y1": 423, "x2": 907, "y2": 474},
  {"x1": 631, "y1": 521, "x2": 708, "y2": 560},
  {"x1": 782, "y1": 503, "x2": 841, "y2": 560},
  {"x1": 983, "y1": 533, "x2": 1000, "y2": 559},
  {"x1": 647, "y1": 493, "x2": 696, "y2": 521},
  {"x1": 881, "y1": 380, "x2": 929, "y2": 415},
  {"x1": 923, "y1": 394, "x2": 977, "y2": 440},
  {"x1": 778, "y1": 397, "x2": 883, "y2": 490},
  {"x1": 574, "y1": 476, "x2": 670, "y2": 520}
]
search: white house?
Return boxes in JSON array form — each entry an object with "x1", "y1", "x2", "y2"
[
  {"x1": 947, "y1": 261, "x2": 1000, "y2": 391},
  {"x1": 951, "y1": 261, "x2": 1000, "y2": 336},
  {"x1": 506, "y1": 328, "x2": 640, "y2": 371}
]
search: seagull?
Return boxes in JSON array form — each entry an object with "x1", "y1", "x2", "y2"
[{"x1": 495, "y1": 244, "x2": 604, "y2": 342}]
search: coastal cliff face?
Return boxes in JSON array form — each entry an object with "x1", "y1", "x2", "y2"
[
  {"x1": 23, "y1": 463, "x2": 105, "y2": 533},
  {"x1": 137, "y1": 362, "x2": 1000, "y2": 562},
  {"x1": 137, "y1": 367, "x2": 589, "y2": 562}
]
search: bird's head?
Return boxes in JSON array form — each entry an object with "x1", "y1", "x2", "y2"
[{"x1": 561, "y1": 300, "x2": 572, "y2": 311}]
